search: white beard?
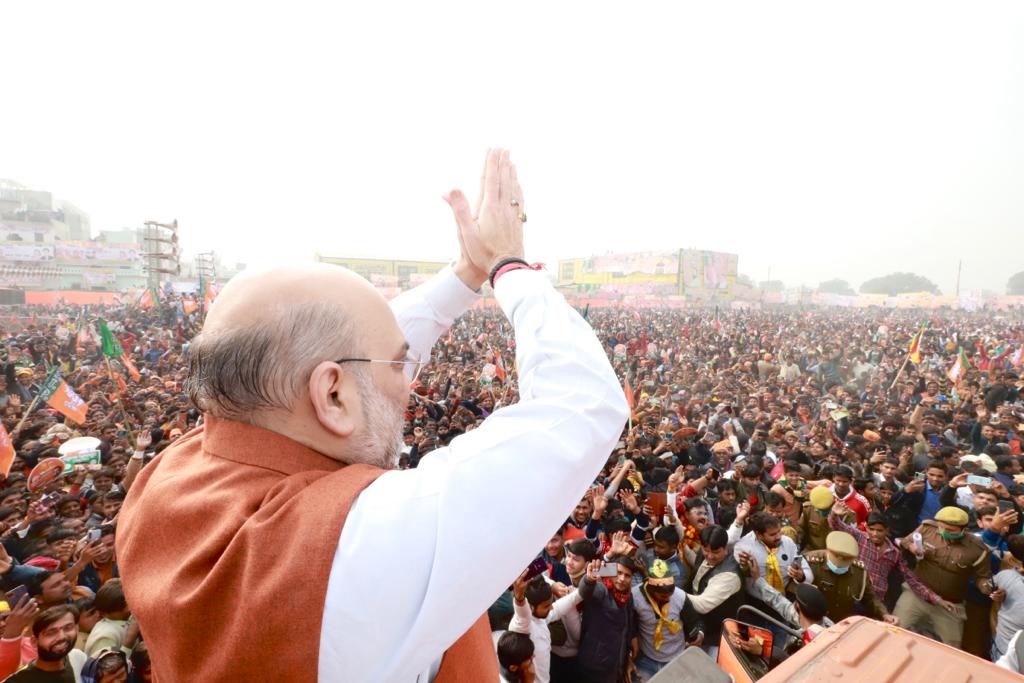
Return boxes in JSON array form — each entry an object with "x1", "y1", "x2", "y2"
[{"x1": 351, "y1": 370, "x2": 406, "y2": 470}]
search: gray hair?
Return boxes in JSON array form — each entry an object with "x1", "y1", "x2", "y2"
[{"x1": 185, "y1": 300, "x2": 359, "y2": 420}]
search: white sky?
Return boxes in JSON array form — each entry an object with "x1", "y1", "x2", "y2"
[{"x1": 3, "y1": 2, "x2": 1022, "y2": 294}]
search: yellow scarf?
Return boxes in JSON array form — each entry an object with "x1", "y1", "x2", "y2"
[
  {"x1": 762, "y1": 542, "x2": 785, "y2": 592},
  {"x1": 642, "y1": 586, "x2": 682, "y2": 651}
]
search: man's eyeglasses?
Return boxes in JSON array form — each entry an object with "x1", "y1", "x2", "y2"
[{"x1": 334, "y1": 350, "x2": 426, "y2": 384}]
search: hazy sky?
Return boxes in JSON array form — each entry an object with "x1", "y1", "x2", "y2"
[{"x1": 3, "y1": 2, "x2": 1022, "y2": 294}]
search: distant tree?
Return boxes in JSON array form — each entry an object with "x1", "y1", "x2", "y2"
[
  {"x1": 1008, "y1": 271, "x2": 1024, "y2": 295},
  {"x1": 736, "y1": 274, "x2": 754, "y2": 287},
  {"x1": 817, "y1": 279, "x2": 856, "y2": 296},
  {"x1": 759, "y1": 280, "x2": 785, "y2": 293},
  {"x1": 859, "y1": 272, "x2": 940, "y2": 296}
]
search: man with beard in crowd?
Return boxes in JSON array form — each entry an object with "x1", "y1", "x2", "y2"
[{"x1": 3, "y1": 605, "x2": 87, "y2": 682}]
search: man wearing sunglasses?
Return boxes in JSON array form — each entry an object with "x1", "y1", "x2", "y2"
[{"x1": 117, "y1": 149, "x2": 628, "y2": 682}]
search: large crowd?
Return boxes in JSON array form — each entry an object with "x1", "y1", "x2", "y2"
[{"x1": 0, "y1": 298, "x2": 1022, "y2": 682}]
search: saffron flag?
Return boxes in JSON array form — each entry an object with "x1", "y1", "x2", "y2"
[
  {"x1": 201, "y1": 281, "x2": 220, "y2": 307},
  {"x1": 120, "y1": 354, "x2": 141, "y2": 383},
  {"x1": 907, "y1": 325, "x2": 925, "y2": 365},
  {"x1": 0, "y1": 423, "x2": 15, "y2": 477},
  {"x1": 491, "y1": 346, "x2": 506, "y2": 382},
  {"x1": 947, "y1": 347, "x2": 970, "y2": 383},
  {"x1": 138, "y1": 288, "x2": 158, "y2": 309},
  {"x1": 39, "y1": 369, "x2": 89, "y2": 424},
  {"x1": 623, "y1": 371, "x2": 635, "y2": 412},
  {"x1": 183, "y1": 297, "x2": 198, "y2": 316}
]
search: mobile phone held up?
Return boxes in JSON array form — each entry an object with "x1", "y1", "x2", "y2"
[
  {"x1": 596, "y1": 564, "x2": 619, "y2": 578},
  {"x1": 88, "y1": 528, "x2": 103, "y2": 543},
  {"x1": 966, "y1": 474, "x2": 992, "y2": 488},
  {"x1": 2, "y1": 585, "x2": 28, "y2": 610},
  {"x1": 523, "y1": 556, "x2": 548, "y2": 582}
]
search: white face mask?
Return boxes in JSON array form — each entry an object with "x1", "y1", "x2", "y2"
[{"x1": 826, "y1": 558, "x2": 850, "y2": 575}]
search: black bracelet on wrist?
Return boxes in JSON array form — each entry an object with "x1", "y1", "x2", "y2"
[{"x1": 488, "y1": 257, "x2": 529, "y2": 289}]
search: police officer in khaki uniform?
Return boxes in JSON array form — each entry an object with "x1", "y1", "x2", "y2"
[
  {"x1": 895, "y1": 506, "x2": 994, "y2": 648},
  {"x1": 793, "y1": 531, "x2": 897, "y2": 624},
  {"x1": 798, "y1": 487, "x2": 855, "y2": 552}
]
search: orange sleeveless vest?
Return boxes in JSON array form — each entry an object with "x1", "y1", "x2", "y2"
[{"x1": 117, "y1": 415, "x2": 497, "y2": 681}]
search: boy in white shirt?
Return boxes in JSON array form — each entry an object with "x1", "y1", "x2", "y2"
[{"x1": 509, "y1": 570, "x2": 584, "y2": 683}]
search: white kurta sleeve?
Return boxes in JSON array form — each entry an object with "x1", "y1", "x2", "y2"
[
  {"x1": 319, "y1": 268, "x2": 629, "y2": 682},
  {"x1": 509, "y1": 597, "x2": 532, "y2": 636},
  {"x1": 387, "y1": 266, "x2": 479, "y2": 361},
  {"x1": 995, "y1": 630, "x2": 1022, "y2": 672}
]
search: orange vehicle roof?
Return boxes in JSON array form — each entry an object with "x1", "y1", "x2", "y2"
[{"x1": 763, "y1": 617, "x2": 1020, "y2": 683}]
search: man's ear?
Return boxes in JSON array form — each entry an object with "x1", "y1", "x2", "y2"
[{"x1": 307, "y1": 362, "x2": 359, "y2": 437}]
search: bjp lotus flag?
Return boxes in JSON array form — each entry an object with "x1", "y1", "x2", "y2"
[
  {"x1": 38, "y1": 369, "x2": 89, "y2": 425},
  {"x1": 0, "y1": 423, "x2": 16, "y2": 477}
]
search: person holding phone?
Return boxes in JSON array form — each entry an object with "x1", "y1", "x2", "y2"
[
  {"x1": 507, "y1": 567, "x2": 584, "y2": 683},
  {"x1": 116, "y1": 150, "x2": 629, "y2": 682},
  {"x1": 1, "y1": 605, "x2": 88, "y2": 683},
  {"x1": 895, "y1": 506, "x2": 994, "y2": 648},
  {"x1": 576, "y1": 559, "x2": 637, "y2": 683}
]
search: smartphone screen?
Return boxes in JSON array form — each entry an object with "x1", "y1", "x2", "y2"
[
  {"x1": 998, "y1": 500, "x2": 1016, "y2": 513},
  {"x1": 596, "y1": 564, "x2": 619, "y2": 578},
  {"x1": 967, "y1": 474, "x2": 992, "y2": 488}
]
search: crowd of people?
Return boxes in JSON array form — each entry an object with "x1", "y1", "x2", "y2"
[
  {"x1": 411, "y1": 306, "x2": 1024, "y2": 682},
  {"x1": 0, "y1": 302, "x2": 195, "y2": 682},
  {"x1": 0, "y1": 296, "x2": 1022, "y2": 682}
]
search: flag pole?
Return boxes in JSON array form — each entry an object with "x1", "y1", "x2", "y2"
[
  {"x1": 889, "y1": 354, "x2": 912, "y2": 392},
  {"x1": 11, "y1": 394, "x2": 43, "y2": 438},
  {"x1": 103, "y1": 357, "x2": 136, "y2": 443},
  {"x1": 890, "y1": 323, "x2": 926, "y2": 392}
]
